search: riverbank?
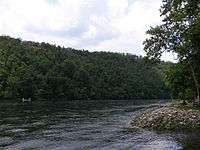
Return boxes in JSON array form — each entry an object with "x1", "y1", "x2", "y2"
[{"x1": 131, "y1": 103, "x2": 200, "y2": 131}]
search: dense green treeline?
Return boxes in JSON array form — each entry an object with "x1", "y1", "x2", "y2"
[{"x1": 0, "y1": 36, "x2": 170, "y2": 100}]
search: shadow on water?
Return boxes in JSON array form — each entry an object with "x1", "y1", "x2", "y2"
[
  {"x1": 0, "y1": 99, "x2": 199, "y2": 149},
  {"x1": 181, "y1": 137, "x2": 200, "y2": 150}
]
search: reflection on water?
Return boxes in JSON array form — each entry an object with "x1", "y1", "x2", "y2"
[{"x1": 0, "y1": 99, "x2": 199, "y2": 150}]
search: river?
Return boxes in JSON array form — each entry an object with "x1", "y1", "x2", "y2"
[{"x1": 0, "y1": 99, "x2": 199, "y2": 150}]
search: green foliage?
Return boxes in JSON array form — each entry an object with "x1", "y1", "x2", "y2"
[
  {"x1": 144, "y1": 0, "x2": 200, "y2": 100},
  {"x1": 165, "y1": 62, "x2": 195, "y2": 100},
  {"x1": 0, "y1": 36, "x2": 170, "y2": 100}
]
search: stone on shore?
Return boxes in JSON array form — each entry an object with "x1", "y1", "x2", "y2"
[{"x1": 131, "y1": 105, "x2": 200, "y2": 131}]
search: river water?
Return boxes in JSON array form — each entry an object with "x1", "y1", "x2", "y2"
[{"x1": 0, "y1": 99, "x2": 199, "y2": 150}]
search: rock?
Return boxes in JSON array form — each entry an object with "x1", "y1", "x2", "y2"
[{"x1": 131, "y1": 105, "x2": 200, "y2": 131}]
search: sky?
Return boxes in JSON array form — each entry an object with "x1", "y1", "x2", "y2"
[{"x1": 0, "y1": 0, "x2": 176, "y2": 61}]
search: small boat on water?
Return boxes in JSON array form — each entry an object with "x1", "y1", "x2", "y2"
[{"x1": 22, "y1": 98, "x2": 31, "y2": 102}]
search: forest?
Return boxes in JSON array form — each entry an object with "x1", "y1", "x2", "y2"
[
  {"x1": 0, "y1": 36, "x2": 170, "y2": 100},
  {"x1": 1, "y1": 0, "x2": 199, "y2": 102}
]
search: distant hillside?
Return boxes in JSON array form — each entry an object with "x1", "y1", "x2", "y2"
[{"x1": 0, "y1": 36, "x2": 171, "y2": 100}]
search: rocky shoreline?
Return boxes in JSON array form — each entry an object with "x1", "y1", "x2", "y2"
[{"x1": 131, "y1": 103, "x2": 200, "y2": 131}]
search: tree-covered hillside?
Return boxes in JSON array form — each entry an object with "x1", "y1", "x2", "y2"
[{"x1": 0, "y1": 36, "x2": 170, "y2": 100}]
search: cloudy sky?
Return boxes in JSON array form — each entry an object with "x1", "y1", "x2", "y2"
[{"x1": 0, "y1": 0, "x2": 175, "y2": 61}]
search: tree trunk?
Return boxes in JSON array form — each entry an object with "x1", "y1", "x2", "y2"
[{"x1": 188, "y1": 61, "x2": 200, "y2": 103}]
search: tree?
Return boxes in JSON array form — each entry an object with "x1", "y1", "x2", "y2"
[
  {"x1": 144, "y1": 0, "x2": 200, "y2": 102},
  {"x1": 0, "y1": 36, "x2": 170, "y2": 100}
]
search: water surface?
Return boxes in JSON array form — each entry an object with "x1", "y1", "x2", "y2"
[{"x1": 0, "y1": 99, "x2": 199, "y2": 150}]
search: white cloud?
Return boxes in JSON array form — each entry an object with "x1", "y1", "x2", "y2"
[{"x1": 0, "y1": 0, "x2": 175, "y2": 61}]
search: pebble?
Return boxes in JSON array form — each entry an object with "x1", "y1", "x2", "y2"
[{"x1": 131, "y1": 105, "x2": 200, "y2": 131}]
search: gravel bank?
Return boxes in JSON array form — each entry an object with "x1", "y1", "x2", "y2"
[{"x1": 131, "y1": 105, "x2": 200, "y2": 131}]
